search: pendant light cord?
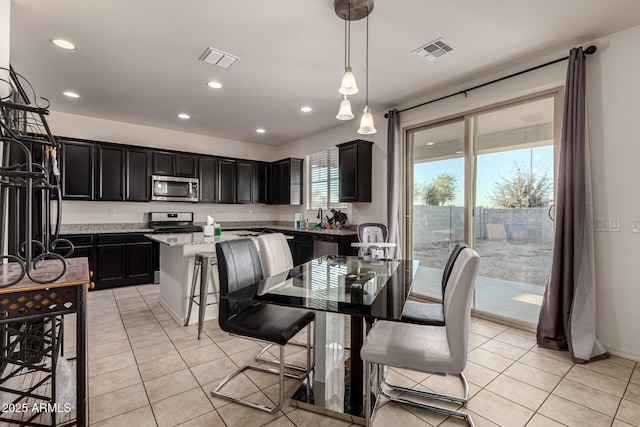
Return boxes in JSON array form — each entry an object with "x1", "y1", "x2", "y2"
[
  {"x1": 365, "y1": 6, "x2": 369, "y2": 105},
  {"x1": 347, "y1": 1, "x2": 351, "y2": 69}
]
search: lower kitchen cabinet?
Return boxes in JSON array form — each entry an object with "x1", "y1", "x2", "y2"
[
  {"x1": 59, "y1": 233, "x2": 158, "y2": 290},
  {"x1": 287, "y1": 234, "x2": 314, "y2": 266}
]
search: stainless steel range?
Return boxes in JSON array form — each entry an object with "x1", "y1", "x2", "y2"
[{"x1": 149, "y1": 212, "x2": 203, "y2": 234}]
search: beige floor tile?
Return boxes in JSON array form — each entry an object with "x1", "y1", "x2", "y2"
[
  {"x1": 468, "y1": 348, "x2": 514, "y2": 372},
  {"x1": 151, "y1": 387, "x2": 214, "y2": 427},
  {"x1": 130, "y1": 330, "x2": 172, "y2": 350},
  {"x1": 493, "y1": 330, "x2": 537, "y2": 350},
  {"x1": 88, "y1": 338, "x2": 131, "y2": 360},
  {"x1": 470, "y1": 321, "x2": 506, "y2": 339},
  {"x1": 502, "y1": 362, "x2": 562, "y2": 392},
  {"x1": 125, "y1": 321, "x2": 163, "y2": 337},
  {"x1": 538, "y1": 395, "x2": 613, "y2": 427},
  {"x1": 392, "y1": 367, "x2": 432, "y2": 384},
  {"x1": 217, "y1": 336, "x2": 261, "y2": 356},
  {"x1": 286, "y1": 408, "x2": 353, "y2": 426},
  {"x1": 608, "y1": 355, "x2": 637, "y2": 368},
  {"x1": 631, "y1": 366, "x2": 640, "y2": 385},
  {"x1": 89, "y1": 320, "x2": 126, "y2": 336},
  {"x1": 89, "y1": 365, "x2": 142, "y2": 398},
  {"x1": 616, "y1": 399, "x2": 640, "y2": 426},
  {"x1": 89, "y1": 328, "x2": 128, "y2": 346},
  {"x1": 144, "y1": 368, "x2": 200, "y2": 403},
  {"x1": 216, "y1": 391, "x2": 284, "y2": 427},
  {"x1": 464, "y1": 361, "x2": 500, "y2": 388},
  {"x1": 486, "y1": 374, "x2": 549, "y2": 411},
  {"x1": 553, "y1": 378, "x2": 621, "y2": 417},
  {"x1": 519, "y1": 352, "x2": 573, "y2": 377},
  {"x1": 529, "y1": 346, "x2": 574, "y2": 364},
  {"x1": 93, "y1": 405, "x2": 157, "y2": 427},
  {"x1": 479, "y1": 339, "x2": 528, "y2": 360},
  {"x1": 419, "y1": 373, "x2": 470, "y2": 402},
  {"x1": 137, "y1": 284, "x2": 160, "y2": 295},
  {"x1": 211, "y1": 371, "x2": 260, "y2": 399},
  {"x1": 581, "y1": 358, "x2": 635, "y2": 382},
  {"x1": 118, "y1": 301, "x2": 150, "y2": 314},
  {"x1": 89, "y1": 350, "x2": 137, "y2": 377},
  {"x1": 468, "y1": 332, "x2": 491, "y2": 348},
  {"x1": 565, "y1": 365, "x2": 628, "y2": 397},
  {"x1": 244, "y1": 368, "x2": 282, "y2": 390},
  {"x1": 262, "y1": 415, "x2": 296, "y2": 427},
  {"x1": 506, "y1": 327, "x2": 536, "y2": 338},
  {"x1": 138, "y1": 353, "x2": 188, "y2": 381},
  {"x1": 261, "y1": 378, "x2": 302, "y2": 414},
  {"x1": 165, "y1": 324, "x2": 201, "y2": 340},
  {"x1": 89, "y1": 383, "x2": 149, "y2": 424},
  {"x1": 171, "y1": 334, "x2": 215, "y2": 353},
  {"x1": 132, "y1": 341, "x2": 180, "y2": 364},
  {"x1": 613, "y1": 419, "x2": 636, "y2": 427},
  {"x1": 191, "y1": 356, "x2": 239, "y2": 386},
  {"x1": 369, "y1": 402, "x2": 433, "y2": 427},
  {"x1": 178, "y1": 342, "x2": 225, "y2": 367},
  {"x1": 624, "y1": 382, "x2": 640, "y2": 404},
  {"x1": 466, "y1": 389, "x2": 533, "y2": 427},
  {"x1": 525, "y1": 413, "x2": 566, "y2": 426},
  {"x1": 176, "y1": 410, "x2": 226, "y2": 426}
]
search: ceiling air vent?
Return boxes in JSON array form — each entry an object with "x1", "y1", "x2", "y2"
[
  {"x1": 412, "y1": 38, "x2": 453, "y2": 61},
  {"x1": 199, "y1": 47, "x2": 239, "y2": 69}
]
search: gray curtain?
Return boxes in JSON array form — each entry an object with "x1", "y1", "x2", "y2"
[
  {"x1": 537, "y1": 47, "x2": 607, "y2": 363},
  {"x1": 386, "y1": 109, "x2": 402, "y2": 259}
]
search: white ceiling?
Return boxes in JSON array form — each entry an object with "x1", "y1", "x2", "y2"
[{"x1": 9, "y1": 0, "x2": 640, "y2": 146}]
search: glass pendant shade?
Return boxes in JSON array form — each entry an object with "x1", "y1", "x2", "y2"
[
  {"x1": 357, "y1": 105, "x2": 377, "y2": 134},
  {"x1": 336, "y1": 95, "x2": 355, "y2": 120},
  {"x1": 338, "y1": 67, "x2": 359, "y2": 95}
]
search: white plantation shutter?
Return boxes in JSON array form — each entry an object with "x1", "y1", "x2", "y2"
[{"x1": 306, "y1": 148, "x2": 346, "y2": 210}]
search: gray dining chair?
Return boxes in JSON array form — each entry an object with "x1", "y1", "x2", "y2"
[
  {"x1": 212, "y1": 238, "x2": 314, "y2": 413},
  {"x1": 402, "y1": 242, "x2": 468, "y2": 325},
  {"x1": 360, "y1": 247, "x2": 480, "y2": 426}
]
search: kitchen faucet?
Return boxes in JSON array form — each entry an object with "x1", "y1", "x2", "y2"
[{"x1": 316, "y1": 207, "x2": 323, "y2": 225}]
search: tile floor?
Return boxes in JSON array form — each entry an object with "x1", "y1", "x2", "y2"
[{"x1": 84, "y1": 284, "x2": 640, "y2": 427}]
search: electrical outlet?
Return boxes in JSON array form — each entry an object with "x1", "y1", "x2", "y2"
[
  {"x1": 594, "y1": 217, "x2": 620, "y2": 232},
  {"x1": 108, "y1": 209, "x2": 116, "y2": 217},
  {"x1": 633, "y1": 219, "x2": 640, "y2": 233}
]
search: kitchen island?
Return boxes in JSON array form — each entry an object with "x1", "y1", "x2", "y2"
[{"x1": 145, "y1": 231, "x2": 252, "y2": 326}]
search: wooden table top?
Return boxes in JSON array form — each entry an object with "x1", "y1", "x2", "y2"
[{"x1": 0, "y1": 257, "x2": 91, "y2": 294}]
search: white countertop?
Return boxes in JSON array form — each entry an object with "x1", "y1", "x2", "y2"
[{"x1": 145, "y1": 231, "x2": 255, "y2": 247}]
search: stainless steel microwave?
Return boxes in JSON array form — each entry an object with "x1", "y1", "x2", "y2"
[{"x1": 151, "y1": 175, "x2": 199, "y2": 202}]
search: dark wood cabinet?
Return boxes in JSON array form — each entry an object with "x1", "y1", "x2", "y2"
[
  {"x1": 283, "y1": 231, "x2": 314, "y2": 266},
  {"x1": 95, "y1": 234, "x2": 156, "y2": 289},
  {"x1": 217, "y1": 159, "x2": 236, "y2": 204},
  {"x1": 175, "y1": 154, "x2": 198, "y2": 178},
  {"x1": 199, "y1": 156, "x2": 218, "y2": 203},
  {"x1": 152, "y1": 151, "x2": 175, "y2": 176},
  {"x1": 269, "y1": 158, "x2": 303, "y2": 205},
  {"x1": 236, "y1": 161, "x2": 253, "y2": 204},
  {"x1": 252, "y1": 162, "x2": 269, "y2": 204},
  {"x1": 125, "y1": 148, "x2": 150, "y2": 201},
  {"x1": 337, "y1": 139, "x2": 372, "y2": 202},
  {"x1": 96, "y1": 144, "x2": 125, "y2": 201},
  {"x1": 61, "y1": 140, "x2": 94, "y2": 200}
]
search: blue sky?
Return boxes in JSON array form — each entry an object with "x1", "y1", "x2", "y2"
[{"x1": 413, "y1": 145, "x2": 554, "y2": 206}]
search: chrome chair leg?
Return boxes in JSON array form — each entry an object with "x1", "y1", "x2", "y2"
[
  {"x1": 184, "y1": 261, "x2": 201, "y2": 326},
  {"x1": 251, "y1": 324, "x2": 314, "y2": 380}
]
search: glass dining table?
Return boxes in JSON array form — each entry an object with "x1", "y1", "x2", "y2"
[{"x1": 223, "y1": 255, "x2": 419, "y2": 423}]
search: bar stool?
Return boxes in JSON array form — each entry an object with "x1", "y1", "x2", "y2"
[{"x1": 185, "y1": 251, "x2": 217, "y2": 339}]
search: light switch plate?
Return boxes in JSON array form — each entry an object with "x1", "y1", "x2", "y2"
[
  {"x1": 633, "y1": 219, "x2": 640, "y2": 233},
  {"x1": 594, "y1": 217, "x2": 620, "y2": 232}
]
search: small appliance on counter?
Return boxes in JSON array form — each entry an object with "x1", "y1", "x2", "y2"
[
  {"x1": 149, "y1": 212, "x2": 203, "y2": 234},
  {"x1": 151, "y1": 175, "x2": 199, "y2": 202}
]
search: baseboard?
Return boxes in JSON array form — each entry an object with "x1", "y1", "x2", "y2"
[
  {"x1": 604, "y1": 345, "x2": 640, "y2": 363},
  {"x1": 158, "y1": 298, "x2": 183, "y2": 327}
]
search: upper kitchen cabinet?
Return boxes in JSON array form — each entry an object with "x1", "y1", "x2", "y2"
[
  {"x1": 269, "y1": 158, "x2": 303, "y2": 205},
  {"x1": 198, "y1": 156, "x2": 218, "y2": 203},
  {"x1": 96, "y1": 144, "x2": 125, "y2": 201},
  {"x1": 236, "y1": 161, "x2": 253, "y2": 204},
  {"x1": 61, "y1": 139, "x2": 94, "y2": 200},
  {"x1": 152, "y1": 151, "x2": 198, "y2": 178},
  {"x1": 252, "y1": 162, "x2": 269, "y2": 204},
  {"x1": 125, "y1": 147, "x2": 151, "y2": 201},
  {"x1": 217, "y1": 158, "x2": 236, "y2": 204},
  {"x1": 337, "y1": 139, "x2": 372, "y2": 202}
]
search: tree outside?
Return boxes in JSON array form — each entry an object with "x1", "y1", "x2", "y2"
[
  {"x1": 414, "y1": 173, "x2": 457, "y2": 206},
  {"x1": 488, "y1": 163, "x2": 553, "y2": 208}
]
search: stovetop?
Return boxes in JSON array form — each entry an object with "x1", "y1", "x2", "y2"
[{"x1": 151, "y1": 225, "x2": 203, "y2": 234}]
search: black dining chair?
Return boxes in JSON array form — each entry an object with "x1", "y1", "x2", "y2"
[
  {"x1": 401, "y1": 242, "x2": 468, "y2": 325},
  {"x1": 212, "y1": 238, "x2": 315, "y2": 413}
]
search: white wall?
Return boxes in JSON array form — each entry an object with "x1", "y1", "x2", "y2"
[
  {"x1": 47, "y1": 111, "x2": 284, "y2": 224},
  {"x1": 279, "y1": 26, "x2": 640, "y2": 360}
]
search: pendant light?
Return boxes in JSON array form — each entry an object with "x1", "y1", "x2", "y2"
[
  {"x1": 338, "y1": 1, "x2": 358, "y2": 95},
  {"x1": 336, "y1": 94, "x2": 355, "y2": 120},
  {"x1": 357, "y1": 6, "x2": 376, "y2": 135}
]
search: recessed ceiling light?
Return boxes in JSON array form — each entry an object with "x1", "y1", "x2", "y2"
[
  {"x1": 63, "y1": 91, "x2": 80, "y2": 98},
  {"x1": 256, "y1": 128, "x2": 266, "y2": 134},
  {"x1": 178, "y1": 113, "x2": 190, "y2": 119},
  {"x1": 455, "y1": 150, "x2": 464, "y2": 154},
  {"x1": 426, "y1": 142, "x2": 435, "y2": 146},
  {"x1": 300, "y1": 106, "x2": 312, "y2": 113},
  {"x1": 51, "y1": 39, "x2": 76, "y2": 50},
  {"x1": 207, "y1": 81, "x2": 223, "y2": 89}
]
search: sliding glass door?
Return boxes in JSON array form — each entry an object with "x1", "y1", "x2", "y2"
[{"x1": 406, "y1": 92, "x2": 560, "y2": 326}]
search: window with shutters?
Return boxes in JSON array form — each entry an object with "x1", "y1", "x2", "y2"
[{"x1": 306, "y1": 149, "x2": 346, "y2": 210}]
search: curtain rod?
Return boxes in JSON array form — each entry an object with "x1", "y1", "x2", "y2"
[{"x1": 384, "y1": 45, "x2": 597, "y2": 118}]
